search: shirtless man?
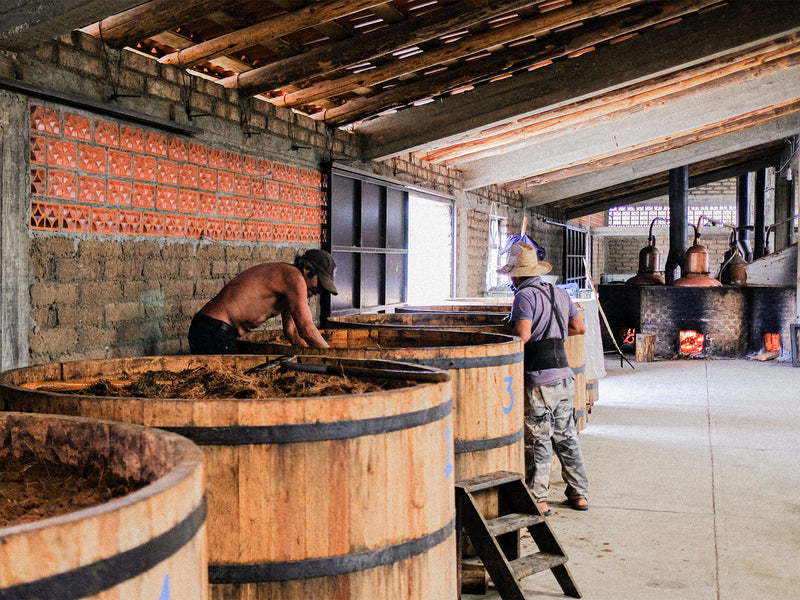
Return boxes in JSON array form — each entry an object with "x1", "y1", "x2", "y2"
[{"x1": 188, "y1": 249, "x2": 337, "y2": 353}]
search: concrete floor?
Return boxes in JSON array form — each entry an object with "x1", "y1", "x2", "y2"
[{"x1": 465, "y1": 355, "x2": 800, "y2": 600}]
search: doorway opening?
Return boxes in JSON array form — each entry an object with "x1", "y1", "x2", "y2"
[{"x1": 407, "y1": 194, "x2": 454, "y2": 305}]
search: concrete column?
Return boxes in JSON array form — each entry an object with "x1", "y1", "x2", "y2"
[
  {"x1": 736, "y1": 172, "x2": 753, "y2": 261},
  {"x1": 665, "y1": 166, "x2": 689, "y2": 284},
  {"x1": 0, "y1": 91, "x2": 32, "y2": 370}
]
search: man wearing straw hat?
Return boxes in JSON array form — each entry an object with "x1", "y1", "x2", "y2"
[{"x1": 498, "y1": 242, "x2": 589, "y2": 516}]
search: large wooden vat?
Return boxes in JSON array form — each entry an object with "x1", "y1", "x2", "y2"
[
  {"x1": 0, "y1": 411, "x2": 207, "y2": 599},
  {"x1": 327, "y1": 312, "x2": 511, "y2": 334},
  {"x1": 0, "y1": 355, "x2": 455, "y2": 600},
  {"x1": 240, "y1": 328, "x2": 525, "y2": 481},
  {"x1": 395, "y1": 304, "x2": 511, "y2": 314}
]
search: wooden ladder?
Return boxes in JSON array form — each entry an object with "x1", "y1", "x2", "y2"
[{"x1": 456, "y1": 471, "x2": 581, "y2": 600}]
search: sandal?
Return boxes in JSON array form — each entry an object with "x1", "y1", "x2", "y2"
[{"x1": 568, "y1": 497, "x2": 589, "y2": 511}]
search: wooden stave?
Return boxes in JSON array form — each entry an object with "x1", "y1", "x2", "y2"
[{"x1": 239, "y1": 328, "x2": 526, "y2": 481}]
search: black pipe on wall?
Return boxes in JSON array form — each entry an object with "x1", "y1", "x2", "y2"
[
  {"x1": 753, "y1": 169, "x2": 767, "y2": 259},
  {"x1": 736, "y1": 173, "x2": 753, "y2": 261},
  {"x1": 665, "y1": 166, "x2": 689, "y2": 284}
]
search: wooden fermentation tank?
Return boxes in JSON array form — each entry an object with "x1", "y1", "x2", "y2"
[{"x1": 0, "y1": 355, "x2": 456, "y2": 600}]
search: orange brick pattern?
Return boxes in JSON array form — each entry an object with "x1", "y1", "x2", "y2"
[{"x1": 29, "y1": 104, "x2": 326, "y2": 243}]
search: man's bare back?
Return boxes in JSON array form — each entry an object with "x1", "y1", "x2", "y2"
[
  {"x1": 200, "y1": 263, "x2": 297, "y2": 334},
  {"x1": 197, "y1": 261, "x2": 328, "y2": 348}
]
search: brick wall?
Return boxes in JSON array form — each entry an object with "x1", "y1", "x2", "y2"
[
  {"x1": 598, "y1": 285, "x2": 796, "y2": 358},
  {"x1": 596, "y1": 231, "x2": 737, "y2": 278}
]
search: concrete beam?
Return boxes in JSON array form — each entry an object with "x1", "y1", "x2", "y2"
[
  {"x1": 356, "y1": 1, "x2": 800, "y2": 162},
  {"x1": 459, "y1": 59, "x2": 800, "y2": 190},
  {"x1": 520, "y1": 114, "x2": 800, "y2": 207}
]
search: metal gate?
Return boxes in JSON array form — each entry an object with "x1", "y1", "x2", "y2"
[{"x1": 324, "y1": 165, "x2": 409, "y2": 318}]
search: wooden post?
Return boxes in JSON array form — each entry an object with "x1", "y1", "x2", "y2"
[{"x1": 635, "y1": 333, "x2": 655, "y2": 362}]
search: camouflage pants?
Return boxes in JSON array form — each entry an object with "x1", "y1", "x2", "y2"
[{"x1": 524, "y1": 377, "x2": 589, "y2": 502}]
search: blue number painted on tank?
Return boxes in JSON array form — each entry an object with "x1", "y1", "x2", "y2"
[
  {"x1": 445, "y1": 426, "x2": 454, "y2": 478},
  {"x1": 503, "y1": 376, "x2": 514, "y2": 414},
  {"x1": 159, "y1": 574, "x2": 170, "y2": 600}
]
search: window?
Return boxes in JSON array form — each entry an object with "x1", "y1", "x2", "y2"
[
  {"x1": 407, "y1": 195, "x2": 454, "y2": 304},
  {"x1": 485, "y1": 215, "x2": 508, "y2": 292}
]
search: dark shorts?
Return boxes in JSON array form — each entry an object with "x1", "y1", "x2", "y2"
[{"x1": 188, "y1": 313, "x2": 241, "y2": 354}]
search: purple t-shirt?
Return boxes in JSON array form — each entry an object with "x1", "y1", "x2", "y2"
[{"x1": 508, "y1": 277, "x2": 579, "y2": 387}]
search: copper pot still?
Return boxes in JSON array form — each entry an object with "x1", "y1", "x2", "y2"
[
  {"x1": 627, "y1": 217, "x2": 665, "y2": 285},
  {"x1": 720, "y1": 229, "x2": 748, "y2": 285},
  {"x1": 674, "y1": 217, "x2": 722, "y2": 287},
  {"x1": 706, "y1": 219, "x2": 749, "y2": 285}
]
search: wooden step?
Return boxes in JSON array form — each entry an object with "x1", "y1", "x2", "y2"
[
  {"x1": 456, "y1": 470, "x2": 522, "y2": 493},
  {"x1": 486, "y1": 512, "x2": 545, "y2": 536},
  {"x1": 509, "y1": 552, "x2": 569, "y2": 580}
]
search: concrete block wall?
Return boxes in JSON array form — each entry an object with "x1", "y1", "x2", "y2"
[
  {"x1": 27, "y1": 236, "x2": 301, "y2": 364},
  {"x1": 461, "y1": 191, "x2": 568, "y2": 296}
]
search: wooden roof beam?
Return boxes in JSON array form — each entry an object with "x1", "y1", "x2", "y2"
[
  {"x1": 81, "y1": 0, "x2": 244, "y2": 49},
  {"x1": 429, "y1": 35, "x2": 800, "y2": 165},
  {"x1": 518, "y1": 111, "x2": 800, "y2": 206},
  {"x1": 355, "y1": 1, "x2": 800, "y2": 162},
  {"x1": 462, "y1": 57, "x2": 800, "y2": 190},
  {"x1": 314, "y1": 0, "x2": 723, "y2": 126},
  {"x1": 217, "y1": 0, "x2": 541, "y2": 95},
  {"x1": 0, "y1": 0, "x2": 144, "y2": 51},
  {"x1": 558, "y1": 147, "x2": 783, "y2": 219},
  {"x1": 158, "y1": 0, "x2": 390, "y2": 69},
  {"x1": 270, "y1": 0, "x2": 639, "y2": 109}
]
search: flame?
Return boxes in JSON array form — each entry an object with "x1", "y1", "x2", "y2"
[
  {"x1": 764, "y1": 333, "x2": 780, "y2": 352},
  {"x1": 622, "y1": 328, "x2": 636, "y2": 344},
  {"x1": 679, "y1": 330, "x2": 704, "y2": 354}
]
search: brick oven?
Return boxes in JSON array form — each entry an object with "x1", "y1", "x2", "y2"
[{"x1": 598, "y1": 284, "x2": 796, "y2": 359}]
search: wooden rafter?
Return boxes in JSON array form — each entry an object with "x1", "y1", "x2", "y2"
[
  {"x1": 422, "y1": 33, "x2": 800, "y2": 165},
  {"x1": 556, "y1": 143, "x2": 784, "y2": 218},
  {"x1": 312, "y1": 0, "x2": 725, "y2": 126},
  {"x1": 356, "y1": 1, "x2": 800, "y2": 164},
  {"x1": 81, "y1": 0, "x2": 244, "y2": 49},
  {"x1": 217, "y1": 0, "x2": 541, "y2": 94},
  {"x1": 269, "y1": 0, "x2": 639, "y2": 109},
  {"x1": 158, "y1": 0, "x2": 390, "y2": 69},
  {"x1": 506, "y1": 98, "x2": 800, "y2": 190}
]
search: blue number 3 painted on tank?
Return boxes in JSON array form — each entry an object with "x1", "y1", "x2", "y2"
[{"x1": 503, "y1": 376, "x2": 514, "y2": 415}]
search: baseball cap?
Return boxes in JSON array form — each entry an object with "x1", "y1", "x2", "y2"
[{"x1": 301, "y1": 249, "x2": 338, "y2": 295}]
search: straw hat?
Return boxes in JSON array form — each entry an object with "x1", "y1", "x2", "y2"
[{"x1": 497, "y1": 242, "x2": 552, "y2": 277}]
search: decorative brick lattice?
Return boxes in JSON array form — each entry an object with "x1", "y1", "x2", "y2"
[
  {"x1": 27, "y1": 103, "x2": 325, "y2": 243},
  {"x1": 608, "y1": 205, "x2": 737, "y2": 227}
]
